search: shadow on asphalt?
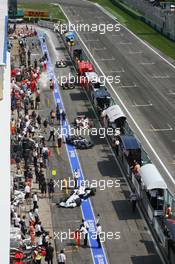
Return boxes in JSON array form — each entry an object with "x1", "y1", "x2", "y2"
[
  {"x1": 131, "y1": 254, "x2": 162, "y2": 264},
  {"x1": 69, "y1": 92, "x2": 87, "y2": 101},
  {"x1": 112, "y1": 200, "x2": 141, "y2": 220},
  {"x1": 97, "y1": 160, "x2": 121, "y2": 178}
]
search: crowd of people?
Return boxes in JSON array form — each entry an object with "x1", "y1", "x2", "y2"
[
  {"x1": 10, "y1": 24, "x2": 66, "y2": 264},
  {"x1": 10, "y1": 23, "x2": 104, "y2": 264}
]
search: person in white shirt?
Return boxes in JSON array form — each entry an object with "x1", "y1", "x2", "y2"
[
  {"x1": 35, "y1": 221, "x2": 42, "y2": 237},
  {"x1": 96, "y1": 223, "x2": 102, "y2": 248},
  {"x1": 58, "y1": 249, "x2": 66, "y2": 264},
  {"x1": 34, "y1": 206, "x2": 39, "y2": 218},
  {"x1": 14, "y1": 215, "x2": 21, "y2": 228},
  {"x1": 33, "y1": 192, "x2": 38, "y2": 209},
  {"x1": 80, "y1": 223, "x2": 88, "y2": 247},
  {"x1": 28, "y1": 209, "x2": 35, "y2": 225},
  {"x1": 81, "y1": 219, "x2": 89, "y2": 231},
  {"x1": 24, "y1": 184, "x2": 31, "y2": 204}
]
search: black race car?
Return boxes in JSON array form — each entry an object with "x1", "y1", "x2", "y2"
[
  {"x1": 55, "y1": 60, "x2": 67, "y2": 68},
  {"x1": 66, "y1": 135, "x2": 93, "y2": 149}
]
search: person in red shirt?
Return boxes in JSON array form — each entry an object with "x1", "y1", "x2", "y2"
[
  {"x1": 31, "y1": 80, "x2": 36, "y2": 93},
  {"x1": 166, "y1": 204, "x2": 172, "y2": 218},
  {"x1": 14, "y1": 251, "x2": 25, "y2": 264}
]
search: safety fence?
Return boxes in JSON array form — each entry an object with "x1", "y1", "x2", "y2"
[{"x1": 112, "y1": 0, "x2": 175, "y2": 41}]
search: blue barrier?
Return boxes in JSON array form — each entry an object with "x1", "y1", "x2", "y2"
[
  {"x1": 3, "y1": 16, "x2": 8, "y2": 65},
  {"x1": 38, "y1": 30, "x2": 108, "y2": 264}
]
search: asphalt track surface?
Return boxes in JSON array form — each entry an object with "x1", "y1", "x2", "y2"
[
  {"x1": 58, "y1": 0, "x2": 175, "y2": 195},
  {"x1": 22, "y1": 0, "x2": 175, "y2": 194},
  {"x1": 36, "y1": 26, "x2": 163, "y2": 264}
]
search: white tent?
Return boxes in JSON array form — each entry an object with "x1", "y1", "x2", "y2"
[
  {"x1": 139, "y1": 164, "x2": 167, "y2": 190},
  {"x1": 85, "y1": 72, "x2": 99, "y2": 83},
  {"x1": 102, "y1": 105, "x2": 126, "y2": 122}
]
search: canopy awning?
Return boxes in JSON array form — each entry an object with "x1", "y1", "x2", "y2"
[
  {"x1": 140, "y1": 164, "x2": 167, "y2": 190},
  {"x1": 93, "y1": 88, "x2": 110, "y2": 99},
  {"x1": 85, "y1": 71, "x2": 98, "y2": 82},
  {"x1": 120, "y1": 135, "x2": 140, "y2": 150},
  {"x1": 102, "y1": 105, "x2": 126, "y2": 122}
]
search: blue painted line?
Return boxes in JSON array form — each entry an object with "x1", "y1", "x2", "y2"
[
  {"x1": 3, "y1": 16, "x2": 8, "y2": 65},
  {"x1": 38, "y1": 31, "x2": 108, "y2": 264}
]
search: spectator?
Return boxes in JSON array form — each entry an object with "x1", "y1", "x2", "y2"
[
  {"x1": 57, "y1": 250, "x2": 66, "y2": 264},
  {"x1": 80, "y1": 223, "x2": 88, "y2": 247},
  {"x1": 48, "y1": 179, "x2": 55, "y2": 198},
  {"x1": 34, "y1": 248, "x2": 43, "y2": 264},
  {"x1": 43, "y1": 119, "x2": 48, "y2": 132},
  {"x1": 28, "y1": 210, "x2": 35, "y2": 227},
  {"x1": 61, "y1": 110, "x2": 66, "y2": 124},
  {"x1": 24, "y1": 183, "x2": 31, "y2": 204},
  {"x1": 34, "y1": 58, "x2": 38, "y2": 69},
  {"x1": 14, "y1": 214, "x2": 21, "y2": 228},
  {"x1": 96, "y1": 223, "x2": 102, "y2": 248},
  {"x1": 50, "y1": 110, "x2": 56, "y2": 124},
  {"x1": 34, "y1": 205, "x2": 39, "y2": 224},
  {"x1": 35, "y1": 221, "x2": 42, "y2": 237},
  {"x1": 130, "y1": 191, "x2": 138, "y2": 213},
  {"x1": 33, "y1": 192, "x2": 38, "y2": 209},
  {"x1": 45, "y1": 242, "x2": 54, "y2": 264},
  {"x1": 41, "y1": 179, "x2": 47, "y2": 198},
  {"x1": 42, "y1": 144, "x2": 49, "y2": 167},
  {"x1": 20, "y1": 215, "x2": 27, "y2": 237},
  {"x1": 48, "y1": 126, "x2": 55, "y2": 142}
]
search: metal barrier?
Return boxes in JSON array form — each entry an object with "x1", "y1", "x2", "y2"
[
  {"x1": 38, "y1": 20, "x2": 54, "y2": 30},
  {"x1": 121, "y1": 0, "x2": 175, "y2": 41}
]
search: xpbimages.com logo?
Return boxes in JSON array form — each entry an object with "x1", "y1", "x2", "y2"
[
  {"x1": 59, "y1": 22, "x2": 121, "y2": 35},
  {"x1": 57, "y1": 73, "x2": 120, "y2": 86},
  {"x1": 54, "y1": 229, "x2": 121, "y2": 243},
  {"x1": 56, "y1": 126, "x2": 120, "y2": 139},
  {"x1": 54, "y1": 178, "x2": 120, "y2": 191}
]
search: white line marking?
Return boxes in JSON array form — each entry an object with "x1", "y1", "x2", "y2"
[
  {"x1": 92, "y1": 47, "x2": 106, "y2": 51},
  {"x1": 129, "y1": 51, "x2": 143, "y2": 54},
  {"x1": 86, "y1": 39, "x2": 99, "y2": 42},
  {"x1": 139, "y1": 62, "x2": 155, "y2": 65},
  {"x1": 119, "y1": 42, "x2": 132, "y2": 45},
  {"x1": 149, "y1": 124, "x2": 173, "y2": 132},
  {"x1": 108, "y1": 69, "x2": 125, "y2": 73},
  {"x1": 112, "y1": 33, "x2": 124, "y2": 37},
  {"x1": 152, "y1": 75, "x2": 170, "y2": 79},
  {"x1": 59, "y1": 4, "x2": 175, "y2": 190},
  {"x1": 98, "y1": 57, "x2": 115, "y2": 61},
  {"x1": 168, "y1": 90, "x2": 175, "y2": 95},
  {"x1": 132, "y1": 101, "x2": 153, "y2": 107},
  {"x1": 119, "y1": 83, "x2": 137, "y2": 88}
]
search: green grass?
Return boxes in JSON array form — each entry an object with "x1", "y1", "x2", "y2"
[
  {"x1": 89, "y1": 0, "x2": 175, "y2": 60},
  {"x1": 18, "y1": 2, "x2": 66, "y2": 21}
]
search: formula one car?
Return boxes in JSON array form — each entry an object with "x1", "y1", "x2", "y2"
[
  {"x1": 55, "y1": 59, "x2": 67, "y2": 68},
  {"x1": 65, "y1": 135, "x2": 93, "y2": 149},
  {"x1": 57, "y1": 186, "x2": 96, "y2": 208},
  {"x1": 61, "y1": 80, "x2": 75, "y2": 90}
]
